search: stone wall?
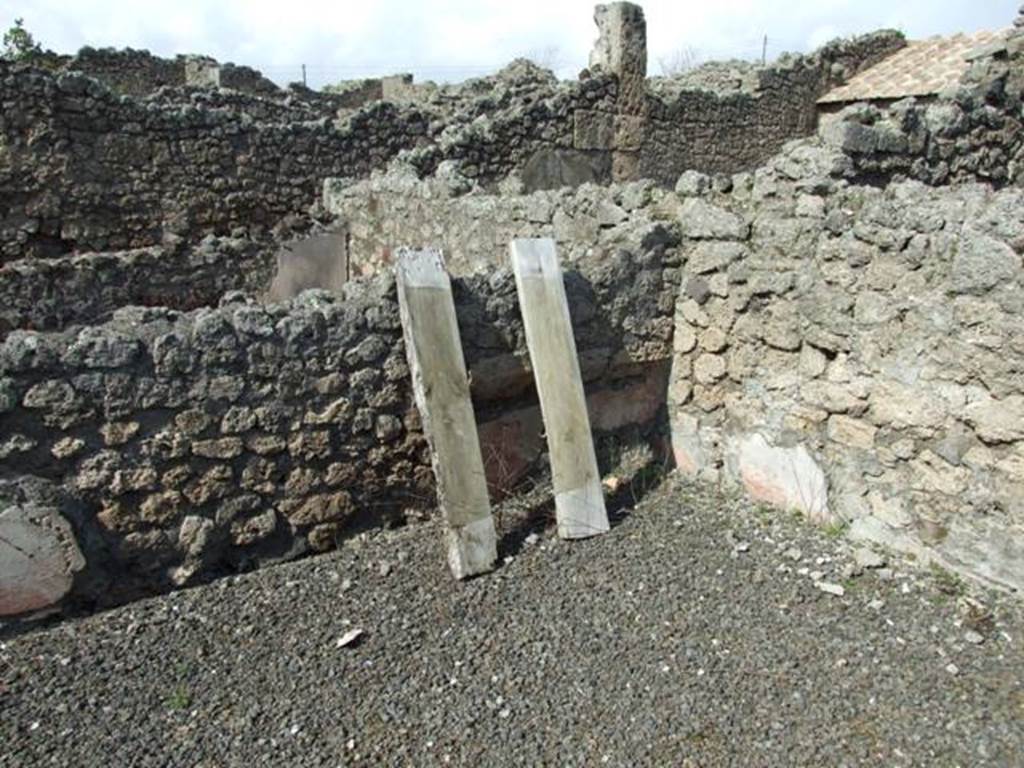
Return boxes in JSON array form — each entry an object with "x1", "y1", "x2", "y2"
[
  {"x1": 0, "y1": 62, "x2": 432, "y2": 262},
  {"x1": 638, "y1": 31, "x2": 906, "y2": 184},
  {"x1": 399, "y1": 61, "x2": 619, "y2": 190},
  {"x1": 319, "y1": 49, "x2": 1024, "y2": 594},
  {"x1": 0, "y1": 281, "x2": 417, "y2": 613},
  {"x1": 6, "y1": 3, "x2": 1022, "y2": 620},
  {"x1": 0, "y1": 55, "x2": 621, "y2": 263},
  {"x1": 663, "y1": 138, "x2": 1024, "y2": 592},
  {"x1": 326, "y1": 74, "x2": 417, "y2": 110},
  {"x1": 5, "y1": 135, "x2": 1023, "y2": 622},
  {"x1": 323, "y1": 166, "x2": 670, "y2": 277},
  {"x1": 321, "y1": 172, "x2": 681, "y2": 500},
  {"x1": 62, "y1": 47, "x2": 186, "y2": 96},
  {"x1": 144, "y1": 85, "x2": 348, "y2": 123},
  {"x1": 218, "y1": 62, "x2": 281, "y2": 96},
  {"x1": 0, "y1": 6, "x2": 909, "y2": 267},
  {"x1": 0, "y1": 236, "x2": 278, "y2": 335},
  {"x1": 0, "y1": 238, "x2": 677, "y2": 617},
  {"x1": 819, "y1": 48, "x2": 1024, "y2": 188},
  {"x1": 56, "y1": 48, "x2": 282, "y2": 98},
  {"x1": 325, "y1": 77, "x2": 385, "y2": 106}
]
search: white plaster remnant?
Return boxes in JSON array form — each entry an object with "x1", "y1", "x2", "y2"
[{"x1": 727, "y1": 433, "x2": 830, "y2": 522}]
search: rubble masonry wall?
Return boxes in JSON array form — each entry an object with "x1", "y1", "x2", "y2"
[
  {"x1": 665, "y1": 145, "x2": 1024, "y2": 592},
  {"x1": 0, "y1": 237, "x2": 677, "y2": 616}
]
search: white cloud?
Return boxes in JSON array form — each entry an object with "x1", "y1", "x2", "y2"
[{"x1": 9, "y1": 0, "x2": 1021, "y2": 87}]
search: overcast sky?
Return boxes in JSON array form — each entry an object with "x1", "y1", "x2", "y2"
[{"x1": 9, "y1": 1, "x2": 1021, "y2": 88}]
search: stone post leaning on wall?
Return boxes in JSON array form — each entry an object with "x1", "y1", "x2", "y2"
[{"x1": 588, "y1": 2, "x2": 648, "y2": 181}]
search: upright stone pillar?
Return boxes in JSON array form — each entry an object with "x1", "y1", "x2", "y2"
[
  {"x1": 590, "y1": 3, "x2": 647, "y2": 113},
  {"x1": 589, "y1": 3, "x2": 647, "y2": 181}
]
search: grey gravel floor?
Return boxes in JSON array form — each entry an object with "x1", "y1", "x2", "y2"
[{"x1": 2, "y1": 475, "x2": 1023, "y2": 768}]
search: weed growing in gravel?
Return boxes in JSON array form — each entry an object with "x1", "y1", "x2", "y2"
[
  {"x1": 165, "y1": 684, "x2": 191, "y2": 711},
  {"x1": 752, "y1": 503, "x2": 776, "y2": 524},
  {"x1": 598, "y1": 435, "x2": 670, "y2": 508},
  {"x1": 682, "y1": 724, "x2": 718, "y2": 745},
  {"x1": 823, "y1": 520, "x2": 849, "y2": 539},
  {"x1": 627, "y1": 451, "x2": 671, "y2": 508},
  {"x1": 930, "y1": 563, "x2": 966, "y2": 598}
]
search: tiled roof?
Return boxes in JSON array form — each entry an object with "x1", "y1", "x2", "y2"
[{"x1": 818, "y1": 29, "x2": 1010, "y2": 105}]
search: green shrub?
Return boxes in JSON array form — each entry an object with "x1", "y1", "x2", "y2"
[{"x1": 3, "y1": 18, "x2": 42, "y2": 62}]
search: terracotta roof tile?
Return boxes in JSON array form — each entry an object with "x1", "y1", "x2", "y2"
[{"x1": 818, "y1": 29, "x2": 1009, "y2": 104}]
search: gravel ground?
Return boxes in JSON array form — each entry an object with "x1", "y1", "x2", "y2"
[{"x1": 2, "y1": 474, "x2": 1023, "y2": 768}]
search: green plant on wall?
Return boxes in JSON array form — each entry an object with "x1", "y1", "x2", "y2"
[{"x1": 2, "y1": 18, "x2": 42, "y2": 61}]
